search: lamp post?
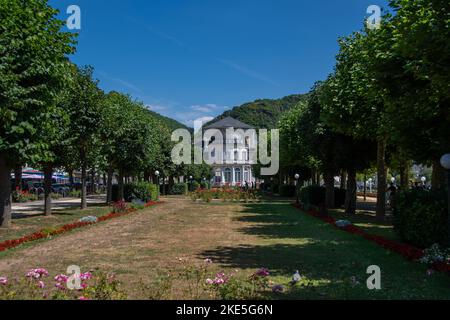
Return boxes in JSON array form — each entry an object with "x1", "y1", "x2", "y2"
[
  {"x1": 155, "y1": 171, "x2": 160, "y2": 200},
  {"x1": 295, "y1": 174, "x2": 300, "y2": 205},
  {"x1": 368, "y1": 178, "x2": 373, "y2": 193},
  {"x1": 189, "y1": 175, "x2": 193, "y2": 192},
  {"x1": 421, "y1": 176, "x2": 426, "y2": 188},
  {"x1": 440, "y1": 154, "x2": 450, "y2": 246}
]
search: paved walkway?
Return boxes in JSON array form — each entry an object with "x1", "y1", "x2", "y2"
[{"x1": 12, "y1": 195, "x2": 106, "y2": 218}]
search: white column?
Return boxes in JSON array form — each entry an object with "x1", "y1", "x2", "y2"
[{"x1": 232, "y1": 167, "x2": 236, "y2": 186}]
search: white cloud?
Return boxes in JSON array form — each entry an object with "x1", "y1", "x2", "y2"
[
  {"x1": 146, "y1": 104, "x2": 167, "y2": 112},
  {"x1": 190, "y1": 104, "x2": 227, "y2": 113}
]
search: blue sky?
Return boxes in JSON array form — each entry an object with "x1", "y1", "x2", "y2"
[{"x1": 51, "y1": 0, "x2": 388, "y2": 126}]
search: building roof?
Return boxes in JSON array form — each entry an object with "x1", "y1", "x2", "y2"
[{"x1": 204, "y1": 116, "x2": 254, "y2": 129}]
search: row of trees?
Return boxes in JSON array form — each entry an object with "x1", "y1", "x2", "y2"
[
  {"x1": 0, "y1": 0, "x2": 199, "y2": 228},
  {"x1": 279, "y1": 0, "x2": 449, "y2": 219}
]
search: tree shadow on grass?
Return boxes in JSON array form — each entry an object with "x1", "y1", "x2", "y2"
[
  {"x1": 199, "y1": 202, "x2": 450, "y2": 299},
  {"x1": 12, "y1": 203, "x2": 108, "y2": 220}
]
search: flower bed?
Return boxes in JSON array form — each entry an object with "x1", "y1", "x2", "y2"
[
  {"x1": 0, "y1": 201, "x2": 161, "y2": 253},
  {"x1": 292, "y1": 203, "x2": 450, "y2": 274}
]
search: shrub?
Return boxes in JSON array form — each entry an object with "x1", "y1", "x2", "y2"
[
  {"x1": 272, "y1": 184, "x2": 280, "y2": 194},
  {"x1": 12, "y1": 189, "x2": 38, "y2": 203},
  {"x1": 300, "y1": 185, "x2": 325, "y2": 206},
  {"x1": 69, "y1": 190, "x2": 81, "y2": 198},
  {"x1": 112, "y1": 183, "x2": 159, "y2": 202},
  {"x1": 393, "y1": 189, "x2": 448, "y2": 248},
  {"x1": 111, "y1": 201, "x2": 129, "y2": 213},
  {"x1": 148, "y1": 184, "x2": 159, "y2": 201},
  {"x1": 170, "y1": 183, "x2": 188, "y2": 195},
  {"x1": 188, "y1": 181, "x2": 200, "y2": 192},
  {"x1": 279, "y1": 185, "x2": 297, "y2": 197},
  {"x1": 299, "y1": 186, "x2": 346, "y2": 208},
  {"x1": 200, "y1": 181, "x2": 210, "y2": 190},
  {"x1": 132, "y1": 182, "x2": 155, "y2": 202}
]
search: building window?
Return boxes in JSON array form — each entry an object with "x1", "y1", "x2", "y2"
[
  {"x1": 235, "y1": 168, "x2": 242, "y2": 183},
  {"x1": 224, "y1": 168, "x2": 232, "y2": 183}
]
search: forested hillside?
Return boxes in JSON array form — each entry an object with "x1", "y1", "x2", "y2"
[{"x1": 209, "y1": 94, "x2": 308, "y2": 129}]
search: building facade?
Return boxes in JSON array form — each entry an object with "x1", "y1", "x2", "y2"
[{"x1": 203, "y1": 117, "x2": 256, "y2": 187}]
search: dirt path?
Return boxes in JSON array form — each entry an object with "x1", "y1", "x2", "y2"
[{"x1": 0, "y1": 197, "x2": 258, "y2": 298}]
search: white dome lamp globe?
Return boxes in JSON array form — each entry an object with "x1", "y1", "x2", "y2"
[
  {"x1": 441, "y1": 154, "x2": 450, "y2": 170},
  {"x1": 155, "y1": 170, "x2": 160, "y2": 177}
]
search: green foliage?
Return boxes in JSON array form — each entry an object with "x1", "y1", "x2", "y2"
[
  {"x1": 0, "y1": 0, "x2": 76, "y2": 164},
  {"x1": 393, "y1": 189, "x2": 448, "y2": 248},
  {"x1": 209, "y1": 94, "x2": 308, "y2": 129},
  {"x1": 170, "y1": 183, "x2": 188, "y2": 195},
  {"x1": 112, "y1": 182, "x2": 159, "y2": 202},
  {"x1": 188, "y1": 181, "x2": 200, "y2": 192},
  {"x1": 12, "y1": 190, "x2": 38, "y2": 203}
]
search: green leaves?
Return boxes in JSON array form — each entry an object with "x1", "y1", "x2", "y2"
[{"x1": 0, "y1": 0, "x2": 76, "y2": 164}]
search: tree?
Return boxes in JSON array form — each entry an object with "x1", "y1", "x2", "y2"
[
  {"x1": 66, "y1": 66, "x2": 103, "y2": 209},
  {"x1": 0, "y1": 0, "x2": 75, "y2": 227},
  {"x1": 369, "y1": 0, "x2": 450, "y2": 188}
]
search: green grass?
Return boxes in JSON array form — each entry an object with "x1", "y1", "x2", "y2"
[
  {"x1": 0, "y1": 205, "x2": 111, "y2": 243},
  {"x1": 202, "y1": 201, "x2": 450, "y2": 299},
  {"x1": 329, "y1": 208, "x2": 400, "y2": 241}
]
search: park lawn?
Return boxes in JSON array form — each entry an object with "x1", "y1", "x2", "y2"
[
  {"x1": 0, "y1": 197, "x2": 449, "y2": 300},
  {"x1": 0, "y1": 204, "x2": 111, "y2": 243},
  {"x1": 328, "y1": 208, "x2": 400, "y2": 242},
  {"x1": 232, "y1": 201, "x2": 450, "y2": 299}
]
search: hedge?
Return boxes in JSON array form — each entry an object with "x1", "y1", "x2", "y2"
[
  {"x1": 279, "y1": 185, "x2": 297, "y2": 197},
  {"x1": 112, "y1": 182, "x2": 159, "y2": 202},
  {"x1": 299, "y1": 186, "x2": 346, "y2": 208},
  {"x1": 170, "y1": 183, "x2": 188, "y2": 195},
  {"x1": 393, "y1": 189, "x2": 448, "y2": 248}
]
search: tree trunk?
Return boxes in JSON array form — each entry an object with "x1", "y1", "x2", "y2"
[
  {"x1": 399, "y1": 161, "x2": 410, "y2": 190},
  {"x1": 432, "y1": 159, "x2": 446, "y2": 189},
  {"x1": 81, "y1": 164, "x2": 87, "y2": 209},
  {"x1": 345, "y1": 168, "x2": 357, "y2": 215},
  {"x1": 106, "y1": 165, "x2": 113, "y2": 204},
  {"x1": 43, "y1": 164, "x2": 53, "y2": 216},
  {"x1": 118, "y1": 171, "x2": 124, "y2": 201},
  {"x1": 324, "y1": 169, "x2": 335, "y2": 209},
  {"x1": 68, "y1": 169, "x2": 74, "y2": 191},
  {"x1": 0, "y1": 154, "x2": 12, "y2": 228},
  {"x1": 376, "y1": 139, "x2": 387, "y2": 221},
  {"x1": 340, "y1": 171, "x2": 347, "y2": 189},
  {"x1": 14, "y1": 165, "x2": 22, "y2": 191}
]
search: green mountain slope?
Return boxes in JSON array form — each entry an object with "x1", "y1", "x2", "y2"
[
  {"x1": 208, "y1": 94, "x2": 308, "y2": 129},
  {"x1": 145, "y1": 109, "x2": 190, "y2": 132}
]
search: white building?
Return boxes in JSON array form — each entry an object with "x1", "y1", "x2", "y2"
[{"x1": 203, "y1": 117, "x2": 256, "y2": 187}]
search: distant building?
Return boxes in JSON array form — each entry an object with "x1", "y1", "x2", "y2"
[{"x1": 203, "y1": 117, "x2": 256, "y2": 187}]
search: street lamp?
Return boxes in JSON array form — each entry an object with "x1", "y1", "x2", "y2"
[
  {"x1": 421, "y1": 176, "x2": 426, "y2": 187},
  {"x1": 440, "y1": 153, "x2": 450, "y2": 246},
  {"x1": 294, "y1": 174, "x2": 300, "y2": 205},
  {"x1": 391, "y1": 177, "x2": 396, "y2": 184},
  {"x1": 155, "y1": 171, "x2": 160, "y2": 199},
  {"x1": 189, "y1": 176, "x2": 193, "y2": 192},
  {"x1": 368, "y1": 178, "x2": 373, "y2": 193}
]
